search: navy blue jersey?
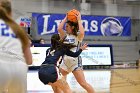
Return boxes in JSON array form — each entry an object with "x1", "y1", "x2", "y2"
[{"x1": 42, "y1": 48, "x2": 82, "y2": 66}]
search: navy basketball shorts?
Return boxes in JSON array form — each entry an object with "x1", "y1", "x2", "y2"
[{"x1": 38, "y1": 65, "x2": 62, "y2": 84}]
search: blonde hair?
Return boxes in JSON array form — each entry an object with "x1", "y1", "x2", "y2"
[
  {"x1": 0, "y1": 0, "x2": 11, "y2": 14},
  {"x1": 0, "y1": 1, "x2": 29, "y2": 51}
]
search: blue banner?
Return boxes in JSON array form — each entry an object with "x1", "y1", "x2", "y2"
[{"x1": 32, "y1": 13, "x2": 131, "y2": 36}]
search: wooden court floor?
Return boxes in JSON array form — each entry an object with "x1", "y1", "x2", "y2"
[
  {"x1": 70, "y1": 68, "x2": 140, "y2": 93},
  {"x1": 110, "y1": 68, "x2": 140, "y2": 93},
  {"x1": 27, "y1": 68, "x2": 140, "y2": 93}
]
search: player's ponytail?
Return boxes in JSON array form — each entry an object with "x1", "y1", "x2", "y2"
[{"x1": 0, "y1": 6, "x2": 29, "y2": 51}]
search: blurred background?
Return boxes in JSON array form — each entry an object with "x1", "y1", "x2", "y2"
[
  {"x1": 10, "y1": 0, "x2": 140, "y2": 92},
  {"x1": 11, "y1": 0, "x2": 140, "y2": 65}
]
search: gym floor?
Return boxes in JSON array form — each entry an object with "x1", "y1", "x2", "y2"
[{"x1": 27, "y1": 67, "x2": 140, "y2": 93}]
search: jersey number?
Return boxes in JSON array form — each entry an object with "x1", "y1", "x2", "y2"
[{"x1": 0, "y1": 23, "x2": 15, "y2": 37}]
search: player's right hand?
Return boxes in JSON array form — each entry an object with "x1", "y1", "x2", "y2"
[{"x1": 80, "y1": 43, "x2": 88, "y2": 50}]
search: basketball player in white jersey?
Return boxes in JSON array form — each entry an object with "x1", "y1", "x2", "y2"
[
  {"x1": 57, "y1": 12, "x2": 95, "y2": 93},
  {"x1": 0, "y1": 0, "x2": 32, "y2": 93}
]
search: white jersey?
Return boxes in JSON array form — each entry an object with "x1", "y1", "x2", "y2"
[
  {"x1": 0, "y1": 19, "x2": 27, "y2": 93},
  {"x1": 60, "y1": 33, "x2": 83, "y2": 72},
  {"x1": 63, "y1": 33, "x2": 82, "y2": 52},
  {"x1": 0, "y1": 19, "x2": 24, "y2": 58}
]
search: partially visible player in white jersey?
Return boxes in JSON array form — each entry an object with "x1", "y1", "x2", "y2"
[
  {"x1": 57, "y1": 12, "x2": 95, "y2": 93},
  {"x1": 0, "y1": 0, "x2": 32, "y2": 93}
]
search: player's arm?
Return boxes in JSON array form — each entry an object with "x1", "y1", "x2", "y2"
[
  {"x1": 65, "y1": 43, "x2": 87, "y2": 57},
  {"x1": 76, "y1": 12, "x2": 85, "y2": 41},
  {"x1": 45, "y1": 48, "x2": 51, "y2": 56},
  {"x1": 23, "y1": 41, "x2": 32, "y2": 65},
  {"x1": 57, "y1": 16, "x2": 67, "y2": 39}
]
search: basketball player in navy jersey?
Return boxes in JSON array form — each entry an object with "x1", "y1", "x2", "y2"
[
  {"x1": 0, "y1": 0, "x2": 32, "y2": 93},
  {"x1": 58, "y1": 12, "x2": 95, "y2": 93},
  {"x1": 38, "y1": 34, "x2": 88, "y2": 93}
]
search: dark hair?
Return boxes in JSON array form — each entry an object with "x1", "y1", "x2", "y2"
[
  {"x1": 51, "y1": 34, "x2": 76, "y2": 50},
  {"x1": 66, "y1": 21, "x2": 79, "y2": 36}
]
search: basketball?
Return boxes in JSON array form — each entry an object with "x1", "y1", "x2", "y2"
[{"x1": 67, "y1": 9, "x2": 79, "y2": 23}]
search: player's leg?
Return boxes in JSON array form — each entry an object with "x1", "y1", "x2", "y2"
[
  {"x1": 49, "y1": 77, "x2": 72, "y2": 93},
  {"x1": 59, "y1": 58, "x2": 70, "y2": 81},
  {"x1": 51, "y1": 85, "x2": 63, "y2": 93},
  {"x1": 53, "y1": 68, "x2": 70, "y2": 93},
  {"x1": 72, "y1": 69, "x2": 96, "y2": 93},
  {"x1": 51, "y1": 67, "x2": 68, "y2": 93},
  {"x1": 59, "y1": 68, "x2": 69, "y2": 76},
  {"x1": 56, "y1": 77, "x2": 72, "y2": 93},
  {"x1": 59, "y1": 68, "x2": 69, "y2": 80}
]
